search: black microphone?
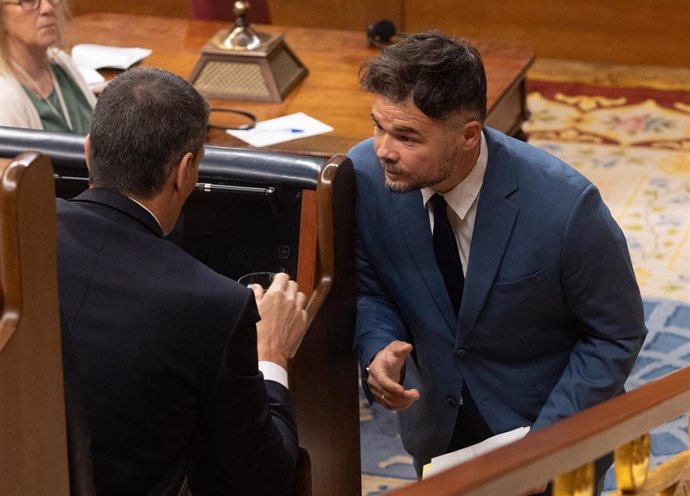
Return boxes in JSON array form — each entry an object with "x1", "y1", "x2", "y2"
[{"x1": 367, "y1": 19, "x2": 409, "y2": 49}]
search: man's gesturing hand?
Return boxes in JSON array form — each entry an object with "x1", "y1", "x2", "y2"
[
  {"x1": 251, "y1": 272, "x2": 308, "y2": 369},
  {"x1": 367, "y1": 340, "x2": 420, "y2": 411}
]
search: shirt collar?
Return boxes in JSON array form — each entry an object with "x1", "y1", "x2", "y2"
[
  {"x1": 422, "y1": 130, "x2": 488, "y2": 220},
  {"x1": 126, "y1": 196, "x2": 163, "y2": 230}
]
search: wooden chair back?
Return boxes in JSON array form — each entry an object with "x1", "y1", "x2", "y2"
[{"x1": 0, "y1": 152, "x2": 70, "y2": 495}]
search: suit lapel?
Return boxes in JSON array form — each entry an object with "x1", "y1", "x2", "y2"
[
  {"x1": 392, "y1": 191, "x2": 458, "y2": 332},
  {"x1": 457, "y1": 131, "x2": 519, "y2": 343}
]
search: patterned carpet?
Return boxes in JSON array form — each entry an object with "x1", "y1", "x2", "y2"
[{"x1": 359, "y1": 60, "x2": 690, "y2": 495}]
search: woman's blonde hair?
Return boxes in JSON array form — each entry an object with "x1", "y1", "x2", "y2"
[{"x1": 0, "y1": 0, "x2": 70, "y2": 74}]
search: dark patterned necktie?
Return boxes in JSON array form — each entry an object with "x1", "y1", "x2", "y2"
[{"x1": 430, "y1": 194, "x2": 464, "y2": 314}]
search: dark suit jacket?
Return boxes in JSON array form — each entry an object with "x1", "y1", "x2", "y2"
[
  {"x1": 56, "y1": 188, "x2": 297, "y2": 496},
  {"x1": 350, "y1": 128, "x2": 647, "y2": 466}
]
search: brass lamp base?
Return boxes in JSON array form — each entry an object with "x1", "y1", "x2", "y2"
[{"x1": 189, "y1": 29, "x2": 308, "y2": 102}]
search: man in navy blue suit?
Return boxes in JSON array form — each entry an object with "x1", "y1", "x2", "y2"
[
  {"x1": 349, "y1": 31, "x2": 647, "y2": 493},
  {"x1": 57, "y1": 67, "x2": 307, "y2": 496}
]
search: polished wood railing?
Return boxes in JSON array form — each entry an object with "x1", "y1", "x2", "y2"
[{"x1": 388, "y1": 367, "x2": 690, "y2": 496}]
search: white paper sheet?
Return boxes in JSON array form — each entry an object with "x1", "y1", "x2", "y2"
[
  {"x1": 76, "y1": 65, "x2": 108, "y2": 93},
  {"x1": 227, "y1": 112, "x2": 333, "y2": 147},
  {"x1": 423, "y1": 426, "x2": 530, "y2": 478},
  {"x1": 71, "y1": 44, "x2": 152, "y2": 70}
]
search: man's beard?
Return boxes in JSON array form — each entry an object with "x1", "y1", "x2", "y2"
[{"x1": 381, "y1": 144, "x2": 458, "y2": 193}]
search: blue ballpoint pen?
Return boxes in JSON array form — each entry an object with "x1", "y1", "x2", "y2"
[{"x1": 253, "y1": 128, "x2": 304, "y2": 133}]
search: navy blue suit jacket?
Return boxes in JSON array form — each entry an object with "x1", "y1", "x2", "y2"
[
  {"x1": 57, "y1": 188, "x2": 297, "y2": 495},
  {"x1": 350, "y1": 128, "x2": 647, "y2": 465}
]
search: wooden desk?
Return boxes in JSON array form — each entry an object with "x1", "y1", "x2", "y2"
[{"x1": 63, "y1": 13, "x2": 535, "y2": 157}]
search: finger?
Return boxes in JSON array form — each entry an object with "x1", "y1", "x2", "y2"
[
  {"x1": 371, "y1": 366, "x2": 406, "y2": 393},
  {"x1": 390, "y1": 340, "x2": 414, "y2": 358},
  {"x1": 384, "y1": 390, "x2": 420, "y2": 410},
  {"x1": 366, "y1": 375, "x2": 388, "y2": 401},
  {"x1": 285, "y1": 280, "x2": 299, "y2": 299},
  {"x1": 368, "y1": 369, "x2": 398, "y2": 393},
  {"x1": 379, "y1": 392, "x2": 417, "y2": 411},
  {"x1": 380, "y1": 386, "x2": 416, "y2": 401},
  {"x1": 295, "y1": 309, "x2": 308, "y2": 338},
  {"x1": 407, "y1": 388, "x2": 421, "y2": 401},
  {"x1": 367, "y1": 376, "x2": 406, "y2": 403},
  {"x1": 387, "y1": 399, "x2": 416, "y2": 411},
  {"x1": 289, "y1": 315, "x2": 309, "y2": 358},
  {"x1": 248, "y1": 283, "x2": 264, "y2": 301},
  {"x1": 366, "y1": 374, "x2": 381, "y2": 394},
  {"x1": 295, "y1": 291, "x2": 307, "y2": 309},
  {"x1": 386, "y1": 396, "x2": 412, "y2": 409},
  {"x1": 267, "y1": 272, "x2": 289, "y2": 293},
  {"x1": 374, "y1": 388, "x2": 396, "y2": 406}
]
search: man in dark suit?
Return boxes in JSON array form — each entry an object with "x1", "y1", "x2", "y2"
[
  {"x1": 57, "y1": 67, "x2": 307, "y2": 496},
  {"x1": 349, "y1": 31, "x2": 647, "y2": 493}
]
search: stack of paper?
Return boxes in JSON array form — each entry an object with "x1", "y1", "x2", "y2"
[
  {"x1": 75, "y1": 66, "x2": 107, "y2": 93},
  {"x1": 71, "y1": 43, "x2": 152, "y2": 94},
  {"x1": 71, "y1": 44, "x2": 152, "y2": 70},
  {"x1": 423, "y1": 426, "x2": 531, "y2": 478}
]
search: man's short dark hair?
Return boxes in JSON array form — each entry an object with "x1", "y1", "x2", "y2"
[
  {"x1": 88, "y1": 67, "x2": 210, "y2": 198},
  {"x1": 360, "y1": 30, "x2": 487, "y2": 122}
]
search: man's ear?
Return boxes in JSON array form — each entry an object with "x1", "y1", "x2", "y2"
[
  {"x1": 173, "y1": 151, "x2": 196, "y2": 194},
  {"x1": 83, "y1": 134, "x2": 91, "y2": 170},
  {"x1": 462, "y1": 121, "x2": 483, "y2": 150}
]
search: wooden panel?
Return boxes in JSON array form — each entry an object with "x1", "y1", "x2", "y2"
[
  {"x1": 0, "y1": 153, "x2": 69, "y2": 495},
  {"x1": 267, "y1": 0, "x2": 401, "y2": 31},
  {"x1": 403, "y1": 0, "x2": 690, "y2": 68},
  {"x1": 68, "y1": 0, "x2": 190, "y2": 17},
  {"x1": 66, "y1": 0, "x2": 690, "y2": 66},
  {"x1": 296, "y1": 189, "x2": 318, "y2": 296}
]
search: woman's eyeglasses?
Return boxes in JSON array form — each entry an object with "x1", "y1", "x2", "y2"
[{"x1": 2, "y1": 0, "x2": 63, "y2": 11}]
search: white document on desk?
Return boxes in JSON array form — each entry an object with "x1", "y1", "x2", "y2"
[
  {"x1": 76, "y1": 66, "x2": 108, "y2": 93},
  {"x1": 227, "y1": 112, "x2": 333, "y2": 147},
  {"x1": 423, "y1": 426, "x2": 530, "y2": 478},
  {"x1": 71, "y1": 43, "x2": 152, "y2": 70}
]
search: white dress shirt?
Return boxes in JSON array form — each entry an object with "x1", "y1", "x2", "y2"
[
  {"x1": 258, "y1": 361, "x2": 289, "y2": 388},
  {"x1": 421, "y1": 131, "x2": 488, "y2": 274}
]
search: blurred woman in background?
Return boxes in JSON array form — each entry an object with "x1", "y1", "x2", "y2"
[{"x1": 0, "y1": 0, "x2": 95, "y2": 133}]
